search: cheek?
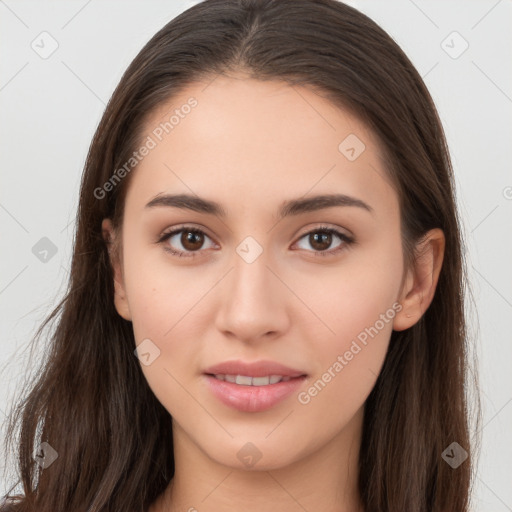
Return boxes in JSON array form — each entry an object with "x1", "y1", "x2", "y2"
[
  {"x1": 296, "y1": 289, "x2": 394, "y2": 413},
  {"x1": 122, "y1": 232, "x2": 210, "y2": 338},
  {"x1": 292, "y1": 236, "x2": 403, "y2": 404},
  {"x1": 122, "y1": 242, "x2": 225, "y2": 414},
  {"x1": 293, "y1": 235, "x2": 403, "y2": 348},
  {"x1": 293, "y1": 274, "x2": 399, "y2": 435},
  {"x1": 126, "y1": 271, "x2": 212, "y2": 410}
]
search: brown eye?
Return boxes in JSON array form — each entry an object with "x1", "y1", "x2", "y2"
[
  {"x1": 158, "y1": 227, "x2": 216, "y2": 257},
  {"x1": 294, "y1": 227, "x2": 353, "y2": 257},
  {"x1": 309, "y1": 231, "x2": 333, "y2": 251},
  {"x1": 181, "y1": 230, "x2": 205, "y2": 251}
]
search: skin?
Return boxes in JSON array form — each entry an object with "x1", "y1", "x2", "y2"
[{"x1": 102, "y1": 74, "x2": 444, "y2": 512}]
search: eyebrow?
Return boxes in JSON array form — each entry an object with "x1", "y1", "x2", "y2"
[{"x1": 144, "y1": 192, "x2": 374, "y2": 219}]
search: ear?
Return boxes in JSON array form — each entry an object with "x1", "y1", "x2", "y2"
[
  {"x1": 102, "y1": 218, "x2": 132, "y2": 321},
  {"x1": 393, "y1": 228, "x2": 445, "y2": 331}
]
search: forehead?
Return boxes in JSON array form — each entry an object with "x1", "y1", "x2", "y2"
[{"x1": 125, "y1": 75, "x2": 396, "y2": 215}]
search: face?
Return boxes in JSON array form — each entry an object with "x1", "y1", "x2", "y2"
[{"x1": 104, "y1": 74, "x2": 422, "y2": 471}]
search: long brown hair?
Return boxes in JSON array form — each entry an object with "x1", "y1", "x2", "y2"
[{"x1": 1, "y1": 0, "x2": 480, "y2": 510}]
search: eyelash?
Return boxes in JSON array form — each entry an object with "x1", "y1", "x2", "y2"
[{"x1": 157, "y1": 225, "x2": 354, "y2": 259}]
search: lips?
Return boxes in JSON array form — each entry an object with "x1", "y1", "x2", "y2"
[
  {"x1": 203, "y1": 359, "x2": 307, "y2": 379},
  {"x1": 202, "y1": 359, "x2": 308, "y2": 412},
  {"x1": 212, "y1": 374, "x2": 293, "y2": 386}
]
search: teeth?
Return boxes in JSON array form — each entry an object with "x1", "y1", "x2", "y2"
[
  {"x1": 249, "y1": 376, "x2": 268, "y2": 386},
  {"x1": 235, "y1": 375, "x2": 253, "y2": 386},
  {"x1": 213, "y1": 374, "x2": 294, "y2": 386}
]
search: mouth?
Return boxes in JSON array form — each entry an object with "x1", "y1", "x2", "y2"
[
  {"x1": 203, "y1": 359, "x2": 308, "y2": 380},
  {"x1": 203, "y1": 373, "x2": 308, "y2": 413},
  {"x1": 202, "y1": 360, "x2": 308, "y2": 412},
  {"x1": 205, "y1": 373, "x2": 303, "y2": 386}
]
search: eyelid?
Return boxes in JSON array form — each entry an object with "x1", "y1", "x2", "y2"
[
  {"x1": 294, "y1": 223, "x2": 353, "y2": 240},
  {"x1": 157, "y1": 222, "x2": 217, "y2": 243}
]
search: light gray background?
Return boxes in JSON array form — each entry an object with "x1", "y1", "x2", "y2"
[{"x1": 1, "y1": 0, "x2": 511, "y2": 509}]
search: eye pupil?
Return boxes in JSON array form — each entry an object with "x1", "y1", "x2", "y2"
[
  {"x1": 182, "y1": 231, "x2": 204, "y2": 250},
  {"x1": 310, "y1": 232, "x2": 332, "y2": 251}
]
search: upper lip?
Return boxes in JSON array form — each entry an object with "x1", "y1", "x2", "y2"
[{"x1": 203, "y1": 359, "x2": 307, "y2": 378}]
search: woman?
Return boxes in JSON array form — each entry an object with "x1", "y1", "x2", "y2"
[{"x1": 1, "y1": 0, "x2": 480, "y2": 510}]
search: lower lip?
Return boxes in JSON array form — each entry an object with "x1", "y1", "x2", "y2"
[{"x1": 204, "y1": 374, "x2": 307, "y2": 413}]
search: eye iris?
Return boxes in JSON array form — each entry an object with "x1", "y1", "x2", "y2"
[
  {"x1": 182, "y1": 231, "x2": 204, "y2": 251},
  {"x1": 310, "y1": 232, "x2": 332, "y2": 251}
]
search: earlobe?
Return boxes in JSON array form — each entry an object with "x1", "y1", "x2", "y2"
[
  {"x1": 393, "y1": 228, "x2": 445, "y2": 331},
  {"x1": 101, "y1": 218, "x2": 132, "y2": 322}
]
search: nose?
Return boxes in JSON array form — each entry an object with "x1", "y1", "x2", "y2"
[{"x1": 214, "y1": 246, "x2": 291, "y2": 344}]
